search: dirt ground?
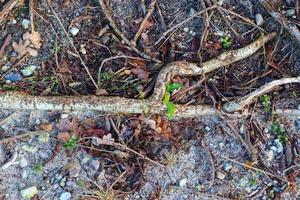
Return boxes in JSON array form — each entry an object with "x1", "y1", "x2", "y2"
[{"x1": 0, "y1": 0, "x2": 300, "y2": 199}]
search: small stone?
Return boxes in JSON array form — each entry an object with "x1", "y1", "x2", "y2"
[
  {"x1": 5, "y1": 73, "x2": 23, "y2": 82},
  {"x1": 60, "y1": 177, "x2": 66, "y2": 187},
  {"x1": 219, "y1": 142, "x2": 225, "y2": 148},
  {"x1": 264, "y1": 128, "x2": 269, "y2": 133},
  {"x1": 255, "y1": 13, "x2": 264, "y2": 26},
  {"x1": 183, "y1": 27, "x2": 189, "y2": 33},
  {"x1": 224, "y1": 163, "x2": 233, "y2": 171},
  {"x1": 38, "y1": 132, "x2": 49, "y2": 143},
  {"x1": 179, "y1": 178, "x2": 187, "y2": 187},
  {"x1": 266, "y1": 149, "x2": 274, "y2": 161},
  {"x1": 216, "y1": 171, "x2": 226, "y2": 180},
  {"x1": 20, "y1": 186, "x2": 38, "y2": 200},
  {"x1": 205, "y1": 126, "x2": 211, "y2": 132},
  {"x1": 80, "y1": 44, "x2": 87, "y2": 54},
  {"x1": 70, "y1": 27, "x2": 80, "y2": 36},
  {"x1": 20, "y1": 157, "x2": 29, "y2": 168},
  {"x1": 61, "y1": 114, "x2": 69, "y2": 119},
  {"x1": 274, "y1": 139, "x2": 283, "y2": 153},
  {"x1": 230, "y1": 166, "x2": 239, "y2": 173},
  {"x1": 21, "y1": 19, "x2": 31, "y2": 29},
  {"x1": 21, "y1": 170, "x2": 28, "y2": 179},
  {"x1": 22, "y1": 144, "x2": 38, "y2": 153},
  {"x1": 60, "y1": 192, "x2": 71, "y2": 200},
  {"x1": 21, "y1": 65, "x2": 37, "y2": 77},
  {"x1": 1, "y1": 64, "x2": 10, "y2": 72},
  {"x1": 188, "y1": 8, "x2": 197, "y2": 17},
  {"x1": 285, "y1": 9, "x2": 295, "y2": 17}
]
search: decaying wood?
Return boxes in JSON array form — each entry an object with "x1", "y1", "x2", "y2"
[
  {"x1": 223, "y1": 76, "x2": 300, "y2": 113},
  {"x1": 259, "y1": 0, "x2": 300, "y2": 45},
  {"x1": 0, "y1": 33, "x2": 288, "y2": 119}
]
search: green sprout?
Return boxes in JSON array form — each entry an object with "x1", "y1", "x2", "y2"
[
  {"x1": 220, "y1": 36, "x2": 232, "y2": 48},
  {"x1": 64, "y1": 135, "x2": 79, "y2": 150},
  {"x1": 271, "y1": 120, "x2": 286, "y2": 144},
  {"x1": 163, "y1": 83, "x2": 184, "y2": 119},
  {"x1": 33, "y1": 163, "x2": 43, "y2": 174},
  {"x1": 260, "y1": 95, "x2": 271, "y2": 113}
]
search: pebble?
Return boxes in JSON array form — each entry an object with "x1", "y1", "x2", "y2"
[
  {"x1": 20, "y1": 186, "x2": 38, "y2": 200},
  {"x1": 38, "y1": 132, "x2": 50, "y2": 143},
  {"x1": 266, "y1": 149, "x2": 274, "y2": 161},
  {"x1": 70, "y1": 27, "x2": 80, "y2": 36},
  {"x1": 21, "y1": 170, "x2": 28, "y2": 179},
  {"x1": 179, "y1": 178, "x2": 187, "y2": 187},
  {"x1": 59, "y1": 177, "x2": 66, "y2": 187},
  {"x1": 60, "y1": 192, "x2": 72, "y2": 200},
  {"x1": 285, "y1": 9, "x2": 295, "y2": 17},
  {"x1": 216, "y1": 171, "x2": 226, "y2": 180},
  {"x1": 205, "y1": 126, "x2": 211, "y2": 132},
  {"x1": 21, "y1": 19, "x2": 31, "y2": 29},
  {"x1": 183, "y1": 27, "x2": 189, "y2": 33},
  {"x1": 5, "y1": 73, "x2": 23, "y2": 82},
  {"x1": 61, "y1": 114, "x2": 69, "y2": 119},
  {"x1": 21, "y1": 65, "x2": 37, "y2": 77},
  {"x1": 255, "y1": 13, "x2": 264, "y2": 26},
  {"x1": 22, "y1": 144, "x2": 38, "y2": 153},
  {"x1": 188, "y1": 8, "x2": 197, "y2": 17},
  {"x1": 224, "y1": 163, "x2": 233, "y2": 171},
  {"x1": 274, "y1": 139, "x2": 283, "y2": 154},
  {"x1": 20, "y1": 157, "x2": 29, "y2": 168},
  {"x1": 1, "y1": 64, "x2": 10, "y2": 72},
  {"x1": 219, "y1": 142, "x2": 225, "y2": 148}
]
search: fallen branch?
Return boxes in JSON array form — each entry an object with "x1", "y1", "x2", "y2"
[
  {"x1": 0, "y1": 33, "x2": 277, "y2": 118},
  {"x1": 223, "y1": 76, "x2": 300, "y2": 113},
  {"x1": 259, "y1": 0, "x2": 300, "y2": 45}
]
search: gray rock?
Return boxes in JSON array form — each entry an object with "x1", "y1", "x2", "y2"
[
  {"x1": 19, "y1": 157, "x2": 29, "y2": 168},
  {"x1": 216, "y1": 171, "x2": 226, "y2": 180},
  {"x1": 188, "y1": 8, "x2": 197, "y2": 17},
  {"x1": 224, "y1": 163, "x2": 233, "y2": 171},
  {"x1": 21, "y1": 170, "x2": 28, "y2": 179},
  {"x1": 60, "y1": 192, "x2": 72, "y2": 200},
  {"x1": 21, "y1": 65, "x2": 38, "y2": 77},
  {"x1": 285, "y1": 9, "x2": 295, "y2": 17},
  {"x1": 21, "y1": 19, "x2": 31, "y2": 29},
  {"x1": 20, "y1": 186, "x2": 38, "y2": 200},
  {"x1": 70, "y1": 27, "x2": 80, "y2": 36},
  {"x1": 255, "y1": 13, "x2": 264, "y2": 26}
]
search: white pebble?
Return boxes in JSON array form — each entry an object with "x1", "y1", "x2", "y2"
[
  {"x1": 70, "y1": 27, "x2": 80, "y2": 36},
  {"x1": 20, "y1": 186, "x2": 38, "y2": 200},
  {"x1": 216, "y1": 171, "x2": 226, "y2": 180},
  {"x1": 183, "y1": 27, "x2": 189, "y2": 33},
  {"x1": 20, "y1": 157, "x2": 28, "y2": 168},
  {"x1": 60, "y1": 192, "x2": 72, "y2": 200},
  {"x1": 21, "y1": 19, "x2": 31, "y2": 29},
  {"x1": 255, "y1": 13, "x2": 264, "y2": 26},
  {"x1": 179, "y1": 178, "x2": 187, "y2": 187}
]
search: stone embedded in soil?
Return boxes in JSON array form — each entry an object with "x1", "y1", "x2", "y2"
[
  {"x1": 60, "y1": 192, "x2": 72, "y2": 200},
  {"x1": 21, "y1": 19, "x2": 31, "y2": 29},
  {"x1": 70, "y1": 27, "x2": 80, "y2": 36},
  {"x1": 19, "y1": 157, "x2": 29, "y2": 168},
  {"x1": 20, "y1": 186, "x2": 38, "y2": 200},
  {"x1": 179, "y1": 178, "x2": 187, "y2": 187},
  {"x1": 216, "y1": 171, "x2": 226, "y2": 180},
  {"x1": 285, "y1": 9, "x2": 295, "y2": 17},
  {"x1": 21, "y1": 65, "x2": 38, "y2": 77},
  {"x1": 255, "y1": 13, "x2": 264, "y2": 26},
  {"x1": 5, "y1": 73, "x2": 23, "y2": 82},
  {"x1": 224, "y1": 163, "x2": 233, "y2": 171}
]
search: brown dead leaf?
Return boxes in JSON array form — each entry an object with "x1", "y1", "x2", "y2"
[
  {"x1": 40, "y1": 123, "x2": 53, "y2": 132},
  {"x1": 57, "y1": 132, "x2": 71, "y2": 142},
  {"x1": 143, "y1": 18, "x2": 154, "y2": 30},
  {"x1": 23, "y1": 31, "x2": 42, "y2": 49},
  {"x1": 131, "y1": 68, "x2": 149, "y2": 80},
  {"x1": 12, "y1": 31, "x2": 42, "y2": 58}
]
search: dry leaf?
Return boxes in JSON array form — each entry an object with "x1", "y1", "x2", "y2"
[
  {"x1": 57, "y1": 132, "x2": 71, "y2": 142},
  {"x1": 23, "y1": 31, "x2": 42, "y2": 49},
  {"x1": 40, "y1": 123, "x2": 53, "y2": 132},
  {"x1": 12, "y1": 39, "x2": 31, "y2": 58}
]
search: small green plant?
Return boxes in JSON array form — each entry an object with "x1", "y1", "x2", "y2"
[
  {"x1": 101, "y1": 72, "x2": 114, "y2": 82},
  {"x1": 260, "y1": 95, "x2": 271, "y2": 113},
  {"x1": 271, "y1": 120, "x2": 286, "y2": 144},
  {"x1": 33, "y1": 163, "x2": 43, "y2": 174},
  {"x1": 220, "y1": 36, "x2": 232, "y2": 48},
  {"x1": 163, "y1": 82, "x2": 184, "y2": 119},
  {"x1": 64, "y1": 135, "x2": 79, "y2": 150},
  {"x1": 164, "y1": 149, "x2": 177, "y2": 166},
  {"x1": 95, "y1": 189, "x2": 115, "y2": 200}
]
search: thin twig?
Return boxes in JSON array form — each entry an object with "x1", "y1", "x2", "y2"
[
  {"x1": 99, "y1": 0, "x2": 161, "y2": 63},
  {"x1": 0, "y1": 34, "x2": 12, "y2": 58},
  {"x1": 155, "y1": 5, "x2": 217, "y2": 45},
  {"x1": 131, "y1": 0, "x2": 157, "y2": 47},
  {"x1": 259, "y1": 0, "x2": 300, "y2": 45},
  {"x1": 47, "y1": 0, "x2": 99, "y2": 90}
]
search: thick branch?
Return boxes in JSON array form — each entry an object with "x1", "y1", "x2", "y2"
[{"x1": 0, "y1": 33, "x2": 277, "y2": 119}]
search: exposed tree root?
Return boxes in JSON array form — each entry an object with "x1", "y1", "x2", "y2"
[{"x1": 0, "y1": 33, "x2": 290, "y2": 119}]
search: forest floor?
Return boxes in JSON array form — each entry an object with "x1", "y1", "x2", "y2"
[{"x1": 0, "y1": 0, "x2": 300, "y2": 199}]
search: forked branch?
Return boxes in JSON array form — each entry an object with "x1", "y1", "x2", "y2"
[{"x1": 0, "y1": 33, "x2": 286, "y2": 119}]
